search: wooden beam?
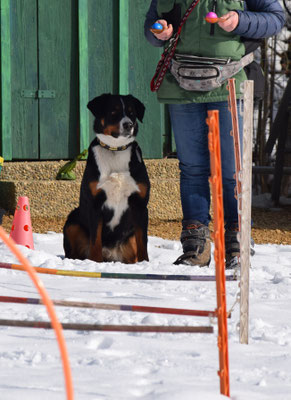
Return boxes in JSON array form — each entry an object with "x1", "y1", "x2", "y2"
[
  {"x1": 78, "y1": 0, "x2": 90, "y2": 152},
  {"x1": 265, "y1": 77, "x2": 291, "y2": 155},
  {"x1": 0, "y1": 319, "x2": 214, "y2": 333},
  {"x1": 240, "y1": 80, "x2": 254, "y2": 345},
  {"x1": 271, "y1": 78, "x2": 291, "y2": 205},
  {"x1": 252, "y1": 166, "x2": 291, "y2": 175},
  {"x1": 0, "y1": 0, "x2": 12, "y2": 159},
  {"x1": 0, "y1": 295, "x2": 221, "y2": 318},
  {"x1": 119, "y1": 0, "x2": 129, "y2": 94}
]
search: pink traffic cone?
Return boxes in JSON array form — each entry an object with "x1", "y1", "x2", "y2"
[{"x1": 10, "y1": 196, "x2": 34, "y2": 249}]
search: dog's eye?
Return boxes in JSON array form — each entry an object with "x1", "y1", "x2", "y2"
[{"x1": 111, "y1": 111, "x2": 117, "y2": 115}]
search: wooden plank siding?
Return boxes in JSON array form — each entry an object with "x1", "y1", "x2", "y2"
[
  {"x1": 123, "y1": 0, "x2": 165, "y2": 158},
  {"x1": 38, "y1": 0, "x2": 79, "y2": 159},
  {"x1": 0, "y1": 0, "x2": 168, "y2": 160},
  {"x1": 86, "y1": 0, "x2": 119, "y2": 145},
  {"x1": 10, "y1": 0, "x2": 38, "y2": 159},
  {"x1": 0, "y1": 0, "x2": 12, "y2": 159},
  {"x1": 78, "y1": 0, "x2": 90, "y2": 152}
]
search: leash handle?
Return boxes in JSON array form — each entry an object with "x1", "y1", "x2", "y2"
[{"x1": 150, "y1": 0, "x2": 201, "y2": 92}]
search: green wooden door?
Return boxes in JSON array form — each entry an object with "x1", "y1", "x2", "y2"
[
  {"x1": 85, "y1": 0, "x2": 120, "y2": 147},
  {"x1": 80, "y1": 0, "x2": 167, "y2": 159},
  {"x1": 1, "y1": 0, "x2": 168, "y2": 160},
  {"x1": 7, "y1": 0, "x2": 79, "y2": 160},
  {"x1": 38, "y1": 0, "x2": 78, "y2": 159},
  {"x1": 124, "y1": 0, "x2": 166, "y2": 158},
  {"x1": 10, "y1": 0, "x2": 39, "y2": 159}
]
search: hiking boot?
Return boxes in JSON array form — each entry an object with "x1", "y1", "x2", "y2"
[
  {"x1": 225, "y1": 225, "x2": 255, "y2": 269},
  {"x1": 174, "y1": 221, "x2": 211, "y2": 266},
  {"x1": 225, "y1": 225, "x2": 240, "y2": 269}
]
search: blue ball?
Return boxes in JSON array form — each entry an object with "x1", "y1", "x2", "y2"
[{"x1": 151, "y1": 22, "x2": 163, "y2": 30}]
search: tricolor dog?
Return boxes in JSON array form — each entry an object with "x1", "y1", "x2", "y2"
[{"x1": 63, "y1": 94, "x2": 150, "y2": 264}]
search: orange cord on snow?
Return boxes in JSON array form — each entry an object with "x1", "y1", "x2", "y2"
[
  {"x1": 0, "y1": 226, "x2": 74, "y2": 400},
  {"x1": 206, "y1": 110, "x2": 230, "y2": 397}
]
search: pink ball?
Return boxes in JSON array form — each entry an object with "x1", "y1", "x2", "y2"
[
  {"x1": 206, "y1": 11, "x2": 218, "y2": 19},
  {"x1": 205, "y1": 11, "x2": 218, "y2": 23}
]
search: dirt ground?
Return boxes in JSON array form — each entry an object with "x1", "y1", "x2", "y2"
[{"x1": 1, "y1": 205, "x2": 291, "y2": 245}]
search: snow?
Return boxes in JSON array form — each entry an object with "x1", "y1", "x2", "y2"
[
  {"x1": 252, "y1": 193, "x2": 291, "y2": 209},
  {"x1": 0, "y1": 232, "x2": 290, "y2": 400}
]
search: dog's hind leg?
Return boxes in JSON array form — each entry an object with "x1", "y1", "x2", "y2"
[
  {"x1": 119, "y1": 235, "x2": 138, "y2": 264},
  {"x1": 134, "y1": 226, "x2": 149, "y2": 262},
  {"x1": 63, "y1": 223, "x2": 90, "y2": 260},
  {"x1": 132, "y1": 207, "x2": 149, "y2": 262},
  {"x1": 128, "y1": 193, "x2": 149, "y2": 262},
  {"x1": 88, "y1": 219, "x2": 104, "y2": 262},
  {"x1": 63, "y1": 209, "x2": 90, "y2": 259}
]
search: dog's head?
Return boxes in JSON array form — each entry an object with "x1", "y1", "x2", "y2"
[{"x1": 87, "y1": 94, "x2": 145, "y2": 148}]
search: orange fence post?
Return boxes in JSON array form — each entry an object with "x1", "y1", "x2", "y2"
[{"x1": 206, "y1": 110, "x2": 230, "y2": 397}]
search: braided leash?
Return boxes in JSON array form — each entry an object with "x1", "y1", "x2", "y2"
[{"x1": 150, "y1": 0, "x2": 201, "y2": 92}]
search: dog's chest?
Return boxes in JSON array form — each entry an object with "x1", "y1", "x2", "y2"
[{"x1": 93, "y1": 145, "x2": 138, "y2": 229}]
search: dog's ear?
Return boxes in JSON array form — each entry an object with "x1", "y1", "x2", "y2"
[
  {"x1": 127, "y1": 95, "x2": 145, "y2": 122},
  {"x1": 87, "y1": 94, "x2": 111, "y2": 118}
]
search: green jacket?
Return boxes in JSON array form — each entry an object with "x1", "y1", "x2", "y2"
[{"x1": 156, "y1": 0, "x2": 246, "y2": 103}]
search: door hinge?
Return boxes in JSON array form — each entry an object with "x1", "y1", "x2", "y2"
[
  {"x1": 21, "y1": 90, "x2": 37, "y2": 98},
  {"x1": 21, "y1": 90, "x2": 56, "y2": 99},
  {"x1": 38, "y1": 90, "x2": 56, "y2": 99}
]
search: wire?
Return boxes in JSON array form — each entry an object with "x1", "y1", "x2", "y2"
[{"x1": 283, "y1": 0, "x2": 291, "y2": 16}]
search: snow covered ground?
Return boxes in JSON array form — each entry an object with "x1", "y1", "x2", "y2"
[{"x1": 0, "y1": 232, "x2": 290, "y2": 400}]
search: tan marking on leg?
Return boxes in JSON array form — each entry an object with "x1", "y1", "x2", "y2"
[
  {"x1": 135, "y1": 228, "x2": 149, "y2": 262},
  {"x1": 89, "y1": 181, "x2": 103, "y2": 197},
  {"x1": 120, "y1": 235, "x2": 138, "y2": 264},
  {"x1": 137, "y1": 183, "x2": 148, "y2": 199},
  {"x1": 65, "y1": 224, "x2": 89, "y2": 259},
  {"x1": 89, "y1": 220, "x2": 103, "y2": 262}
]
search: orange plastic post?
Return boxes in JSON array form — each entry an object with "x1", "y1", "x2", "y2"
[
  {"x1": 0, "y1": 226, "x2": 74, "y2": 400},
  {"x1": 206, "y1": 110, "x2": 230, "y2": 397}
]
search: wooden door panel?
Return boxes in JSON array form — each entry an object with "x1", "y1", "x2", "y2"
[
  {"x1": 10, "y1": 0, "x2": 39, "y2": 159},
  {"x1": 38, "y1": 0, "x2": 79, "y2": 159},
  {"x1": 86, "y1": 0, "x2": 119, "y2": 144},
  {"x1": 126, "y1": 0, "x2": 165, "y2": 159}
]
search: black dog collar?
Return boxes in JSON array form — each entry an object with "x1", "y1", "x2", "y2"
[{"x1": 96, "y1": 137, "x2": 134, "y2": 151}]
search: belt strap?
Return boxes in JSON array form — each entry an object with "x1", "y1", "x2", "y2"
[{"x1": 150, "y1": 0, "x2": 201, "y2": 92}]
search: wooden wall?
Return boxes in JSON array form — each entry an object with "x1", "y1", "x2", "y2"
[{"x1": 0, "y1": 0, "x2": 168, "y2": 160}]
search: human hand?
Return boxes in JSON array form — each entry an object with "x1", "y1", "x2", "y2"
[
  {"x1": 217, "y1": 11, "x2": 239, "y2": 32},
  {"x1": 151, "y1": 19, "x2": 173, "y2": 41}
]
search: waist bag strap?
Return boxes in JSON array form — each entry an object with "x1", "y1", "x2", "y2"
[
  {"x1": 150, "y1": 0, "x2": 201, "y2": 92},
  {"x1": 170, "y1": 52, "x2": 254, "y2": 91}
]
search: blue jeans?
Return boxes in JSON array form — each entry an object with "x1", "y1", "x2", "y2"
[{"x1": 168, "y1": 101, "x2": 243, "y2": 229}]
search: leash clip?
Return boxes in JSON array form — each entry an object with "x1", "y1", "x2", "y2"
[{"x1": 165, "y1": 32, "x2": 179, "y2": 53}]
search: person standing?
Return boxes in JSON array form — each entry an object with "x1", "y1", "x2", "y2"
[{"x1": 144, "y1": 0, "x2": 286, "y2": 267}]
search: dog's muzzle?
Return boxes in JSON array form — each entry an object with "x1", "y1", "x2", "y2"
[
  {"x1": 123, "y1": 121, "x2": 134, "y2": 132},
  {"x1": 120, "y1": 117, "x2": 135, "y2": 137}
]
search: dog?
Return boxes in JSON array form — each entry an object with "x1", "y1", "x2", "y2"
[{"x1": 63, "y1": 93, "x2": 150, "y2": 264}]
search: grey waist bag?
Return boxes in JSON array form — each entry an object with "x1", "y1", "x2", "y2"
[{"x1": 170, "y1": 53, "x2": 254, "y2": 91}]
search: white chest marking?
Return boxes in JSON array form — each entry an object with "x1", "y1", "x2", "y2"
[{"x1": 93, "y1": 145, "x2": 139, "y2": 230}]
